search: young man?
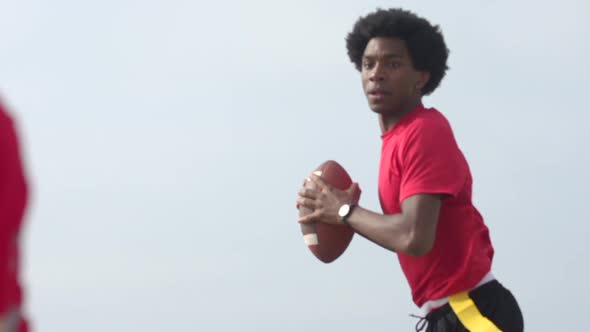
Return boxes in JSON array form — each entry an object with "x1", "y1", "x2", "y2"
[
  {"x1": 0, "y1": 98, "x2": 30, "y2": 332},
  {"x1": 297, "y1": 8, "x2": 524, "y2": 332}
]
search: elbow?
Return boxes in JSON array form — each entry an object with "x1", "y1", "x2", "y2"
[{"x1": 403, "y1": 231, "x2": 434, "y2": 257}]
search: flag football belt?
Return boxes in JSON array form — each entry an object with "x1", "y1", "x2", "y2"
[
  {"x1": 421, "y1": 271, "x2": 501, "y2": 331},
  {"x1": 448, "y1": 290, "x2": 502, "y2": 332}
]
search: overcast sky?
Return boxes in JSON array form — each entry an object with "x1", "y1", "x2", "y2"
[{"x1": 0, "y1": 0, "x2": 588, "y2": 331}]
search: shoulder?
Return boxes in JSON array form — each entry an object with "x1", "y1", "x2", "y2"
[
  {"x1": 401, "y1": 108, "x2": 456, "y2": 145},
  {"x1": 409, "y1": 108, "x2": 452, "y2": 133}
]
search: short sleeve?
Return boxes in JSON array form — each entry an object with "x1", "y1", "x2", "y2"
[{"x1": 399, "y1": 117, "x2": 467, "y2": 202}]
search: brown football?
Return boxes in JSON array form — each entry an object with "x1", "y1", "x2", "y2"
[{"x1": 299, "y1": 160, "x2": 358, "y2": 263}]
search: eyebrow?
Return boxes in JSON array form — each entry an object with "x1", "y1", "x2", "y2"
[{"x1": 362, "y1": 53, "x2": 403, "y2": 60}]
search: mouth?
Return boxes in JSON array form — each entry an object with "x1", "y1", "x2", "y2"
[{"x1": 367, "y1": 88, "x2": 391, "y2": 101}]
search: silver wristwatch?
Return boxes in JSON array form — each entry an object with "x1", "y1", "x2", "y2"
[{"x1": 338, "y1": 203, "x2": 356, "y2": 224}]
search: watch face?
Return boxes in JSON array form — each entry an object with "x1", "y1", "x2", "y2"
[{"x1": 339, "y1": 204, "x2": 350, "y2": 217}]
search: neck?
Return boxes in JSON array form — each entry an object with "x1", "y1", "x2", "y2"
[{"x1": 379, "y1": 98, "x2": 422, "y2": 134}]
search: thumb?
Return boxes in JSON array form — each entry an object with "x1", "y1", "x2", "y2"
[{"x1": 348, "y1": 182, "x2": 362, "y2": 204}]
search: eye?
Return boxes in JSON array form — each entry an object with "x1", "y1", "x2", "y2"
[
  {"x1": 362, "y1": 60, "x2": 374, "y2": 70},
  {"x1": 388, "y1": 61, "x2": 401, "y2": 68}
]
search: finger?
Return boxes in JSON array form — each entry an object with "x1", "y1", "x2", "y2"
[
  {"x1": 295, "y1": 200, "x2": 300, "y2": 209},
  {"x1": 297, "y1": 197, "x2": 317, "y2": 210},
  {"x1": 309, "y1": 173, "x2": 330, "y2": 191},
  {"x1": 298, "y1": 187, "x2": 319, "y2": 199},
  {"x1": 305, "y1": 170, "x2": 322, "y2": 184},
  {"x1": 298, "y1": 210, "x2": 321, "y2": 224},
  {"x1": 302, "y1": 177, "x2": 310, "y2": 187},
  {"x1": 348, "y1": 182, "x2": 362, "y2": 203},
  {"x1": 347, "y1": 182, "x2": 359, "y2": 193}
]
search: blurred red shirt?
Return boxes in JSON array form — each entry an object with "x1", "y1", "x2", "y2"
[{"x1": 0, "y1": 99, "x2": 29, "y2": 332}]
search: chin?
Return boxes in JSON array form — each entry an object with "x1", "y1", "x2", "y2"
[{"x1": 368, "y1": 103, "x2": 390, "y2": 114}]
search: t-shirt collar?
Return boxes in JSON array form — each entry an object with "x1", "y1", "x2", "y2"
[{"x1": 380, "y1": 104, "x2": 426, "y2": 139}]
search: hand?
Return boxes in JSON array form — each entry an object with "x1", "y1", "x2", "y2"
[{"x1": 297, "y1": 174, "x2": 361, "y2": 225}]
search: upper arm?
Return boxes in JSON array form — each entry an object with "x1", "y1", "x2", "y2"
[{"x1": 400, "y1": 193, "x2": 442, "y2": 256}]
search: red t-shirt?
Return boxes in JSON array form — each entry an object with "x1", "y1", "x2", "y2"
[
  {"x1": 378, "y1": 105, "x2": 494, "y2": 307},
  {"x1": 0, "y1": 101, "x2": 29, "y2": 332}
]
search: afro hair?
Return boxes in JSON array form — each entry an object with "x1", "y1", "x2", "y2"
[{"x1": 346, "y1": 8, "x2": 449, "y2": 95}]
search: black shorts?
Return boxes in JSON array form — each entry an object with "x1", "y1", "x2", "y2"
[{"x1": 419, "y1": 280, "x2": 523, "y2": 332}]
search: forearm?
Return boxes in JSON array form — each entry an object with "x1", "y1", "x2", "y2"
[
  {"x1": 347, "y1": 206, "x2": 430, "y2": 256},
  {"x1": 346, "y1": 206, "x2": 413, "y2": 254}
]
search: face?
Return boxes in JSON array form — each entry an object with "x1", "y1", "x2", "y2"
[{"x1": 361, "y1": 37, "x2": 429, "y2": 116}]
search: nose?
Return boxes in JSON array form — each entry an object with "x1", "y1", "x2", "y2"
[{"x1": 369, "y1": 63, "x2": 386, "y2": 82}]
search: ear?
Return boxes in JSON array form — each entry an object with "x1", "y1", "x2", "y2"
[{"x1": 416, "y1": 71, "x2": 431, "y2": 91}]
